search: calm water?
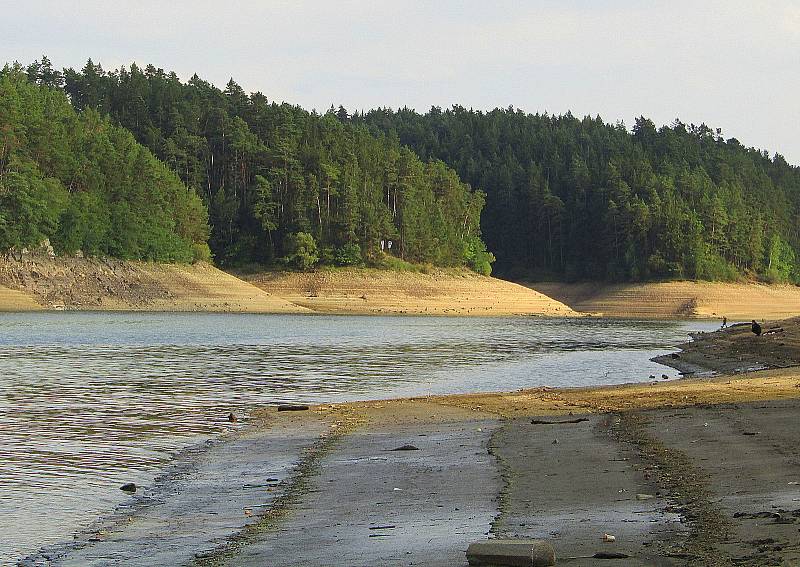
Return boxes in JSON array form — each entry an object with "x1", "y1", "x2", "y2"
[{"x1": 0, "y1": 312, "x2": 717, "y2": 564}]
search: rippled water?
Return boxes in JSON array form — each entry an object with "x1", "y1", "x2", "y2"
[{"x1": 0, "y1": 312, "x2": 717, "y2": 564}]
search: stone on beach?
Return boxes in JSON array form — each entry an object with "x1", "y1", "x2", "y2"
[
  {"x1": 466, "y1": 539, "x2": 556, "y2": 567},
  {"x1": 120, "y1": 482, "x2": 136, "y2": 493}
]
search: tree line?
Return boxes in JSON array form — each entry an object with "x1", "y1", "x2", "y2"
[
  {"x1": 354, "y1": 106, "x2": 800, "y2": 282},
  {"x1": 0, "y1": 64, "x2": 209, "y2": 262},
  {"x1": 19, "y1": 57, "x2": 492, "y2": 274}
]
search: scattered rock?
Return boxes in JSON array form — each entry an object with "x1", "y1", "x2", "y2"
[
  {"x1": 391, "y1": 444, "x2": 419, "y2": 451},
  {"x1": 531, "y1": 417, "x2": 589, "y2": 425},
  {"x1": 120, "y1": 482, "x2": 137, "y2": 493},
  {"x1": 277, "y1": 404, "x2": 310, "y2": 412},
  {"x1": 593, "y1": 551, "x2": 631, "y2": 559}
]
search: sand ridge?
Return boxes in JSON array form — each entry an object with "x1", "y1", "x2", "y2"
[
  {"x1": 528, "y1": 280, "x2": 800, "y2": 320},
  {"x1": 244, "y1": 268, "x2": 577, "y2": 316}
]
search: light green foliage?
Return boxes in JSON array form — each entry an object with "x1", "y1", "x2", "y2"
[
  {"x1": 0, "y1": 65, "x2": 209, "y2": 262},
  {"x1": 765, "y1": 234, "x2": 796, "y2": 283},
  {"x1": 463, "y1": 236, "x2": 496, "y2": 275},
  {"x1": 284, "y1": 231, "x2": 319, "y2": 270},
  {"x1": 192, "y1": 242, "x2": 213, "y2": 263}
]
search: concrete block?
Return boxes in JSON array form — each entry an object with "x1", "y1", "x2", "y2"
[{"x1": 466, "y1": 539, "x2": 556, "y2": 566}]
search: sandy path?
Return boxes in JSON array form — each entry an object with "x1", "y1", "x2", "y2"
[
  {"x1": 494, "y1": 415, "x2": 682, "y2": 565},
  {"x1": 529, "y1": 281, "x2": 800, "y2": 320},
  {"x1": 645, "y1": 401, "x2": 800, "y2": 565},
  {"x1": 222, "y1": 417, "x2": 500, "y2": 567}
]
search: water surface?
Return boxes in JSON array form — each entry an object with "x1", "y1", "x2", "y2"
[{"x1": 0, "y1": 312, "x2": 717, "y2": 564}]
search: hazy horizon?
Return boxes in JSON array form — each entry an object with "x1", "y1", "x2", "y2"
[{"x1": 4, "y1": 1, "x2": 798, "y2": 164}]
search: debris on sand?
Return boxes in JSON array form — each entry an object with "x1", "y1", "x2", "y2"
[
  {"x1": 277, "y1": 404, "x2": 310, "y2": 412},
  {"x1": 390, "y1": 444, "x2": 419, "y2": 451}
]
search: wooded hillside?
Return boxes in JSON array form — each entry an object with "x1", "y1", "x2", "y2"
[
  {"x1": 357, "y1": 106, "x2": 800, "y2": 282},
  {"x1": 0, "y1": 66, "x2": 209, "y2": 262},
  {"x1": 25, "y1": 58, "x2": 492, "y2": 274}
]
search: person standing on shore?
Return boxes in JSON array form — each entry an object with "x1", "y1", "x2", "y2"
[{"x1": 722, "y1": 316, "x2": 727, "y2": 328}]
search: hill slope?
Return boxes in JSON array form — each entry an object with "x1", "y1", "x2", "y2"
[
  {"x1": 0, "y1": 255, "x2": 307, "y2": 313},
  {"x1": 529, "y1": 281, "x2": 800, "y2": 320},
  {"x1": 245, "y1": 268, "x2": 575, "y2": 316}
]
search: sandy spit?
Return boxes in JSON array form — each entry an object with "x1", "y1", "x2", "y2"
[
  {"x1": 244, "y1": 267, "x2": 576, "y2": 316},
  {"x1": 528, "y1": 280, "x2": 800, "y2": 320}
]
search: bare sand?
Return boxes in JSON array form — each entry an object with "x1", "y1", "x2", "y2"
[
  {"x1": 0, "y1": 256, "x2": 308, "y2": 313},
  {"x1": 528, "y1": 280, "x2": 800, "y2": 320},
  {"x1": 244, "y1": 268, "x2": 577, "y2": 316},
  {"x1": 0, "y1": 256, "x2": 577, "y2": 316}
]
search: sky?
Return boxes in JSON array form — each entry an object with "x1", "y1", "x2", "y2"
[{"x1": 3, "y1": 0, "x2": 799, "y2": 163}]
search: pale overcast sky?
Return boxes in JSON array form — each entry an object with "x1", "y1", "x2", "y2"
[{"x1": 3, "y1": 1, "x2": 799, "y2": 163}]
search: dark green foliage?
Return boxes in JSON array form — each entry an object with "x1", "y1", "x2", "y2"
[
  {"x1": 357, "y1": 108, "x2": 800, "y2": 282},
  {"x1": 52, "y1": 60, "x2": 490, "y2": 272},
  {"x1": 0, "y1": 65, "x2": 209, "y2": 261}
]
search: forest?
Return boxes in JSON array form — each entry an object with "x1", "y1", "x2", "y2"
[
  {"x1": 355, "y1": 107, "x2": 800, "y2": 282},
  {"x1": 17, "y1": 58, "x2": 492, "y2": 274},
  {"x1": 0, "y1": 65, "x2": 208, "y2": 262},
  {"x1": 6, "y1": 56, "x2": 800, "y2": 282}
]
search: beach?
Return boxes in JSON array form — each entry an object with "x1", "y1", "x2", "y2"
[{"x1": 36, "y1": 319, "x2": 800, "y2": 566}]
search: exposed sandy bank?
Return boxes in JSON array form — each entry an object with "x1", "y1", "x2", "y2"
[
  {"x1": 528, "y1": 280, "x2": 800, "y2": 319},
  {"x1": 653, "y1": 315, "x2": 800, "y2": 376},
  {"x1": 0, "y1": 256, "x2": 309, "y2": 313},
  {"x1": 244, "y1": 268, "x2": 577, "y2": 316},
  {"x1": 214, "y1": 372, "x2": 800, "y2": 566}
]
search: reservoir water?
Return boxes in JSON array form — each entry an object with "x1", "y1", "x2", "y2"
[{"x1": 0, "y1": 312, "x2": 717, "y2": 564}]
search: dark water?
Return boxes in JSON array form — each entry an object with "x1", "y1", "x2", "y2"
[{"x1": 0, "y1": 312, "x2": 717, "y2": 564}]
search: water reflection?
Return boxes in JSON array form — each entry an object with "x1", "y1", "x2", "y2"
[{"x1": 0, "y1": 312, "x2": 716, "y2": 563}]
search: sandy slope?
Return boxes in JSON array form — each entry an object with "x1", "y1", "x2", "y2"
[
  {"x1": 244, "y1": 268, "x2": 576, "y2": 316},
  {"x1": 528, "y1": 280, "x2": 800, "y2": 320},
  {"x1": 0, "y1": 256, "x2": 308, "y2": 313}
]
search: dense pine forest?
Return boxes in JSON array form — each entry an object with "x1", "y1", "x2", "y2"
[
  {"x1": 0, "y1": 66, "x2": 208, "y2": 262},
  {"x1": 14, "y1": 58, "x2": 492, "y2": 274},
  {"x1": 5, "y1": 56, "x2": 800, "y2": 282},
  {"x1": 356, "y1": 108, "x2": 800, "y2": 282}
]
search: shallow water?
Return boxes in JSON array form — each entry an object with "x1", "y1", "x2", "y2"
[{"x1": 0, "y1": 312, "x2": 717, "y2": 564}]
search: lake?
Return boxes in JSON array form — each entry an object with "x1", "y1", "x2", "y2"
[{"x1": 0, "y1": 312, "x2": 717, "y2": 564}]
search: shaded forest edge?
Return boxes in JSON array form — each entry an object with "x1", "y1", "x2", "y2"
[{"x1": 355, "y1": 104, "x2": 800, "y2": 283}]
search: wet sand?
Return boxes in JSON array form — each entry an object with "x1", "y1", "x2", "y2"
[
  {"x1": 39, "y1": 372, "x2": 800, "y2": 567},
  {"x1": 33, "y1": 318, "x2": 800, "y2": 566}
]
